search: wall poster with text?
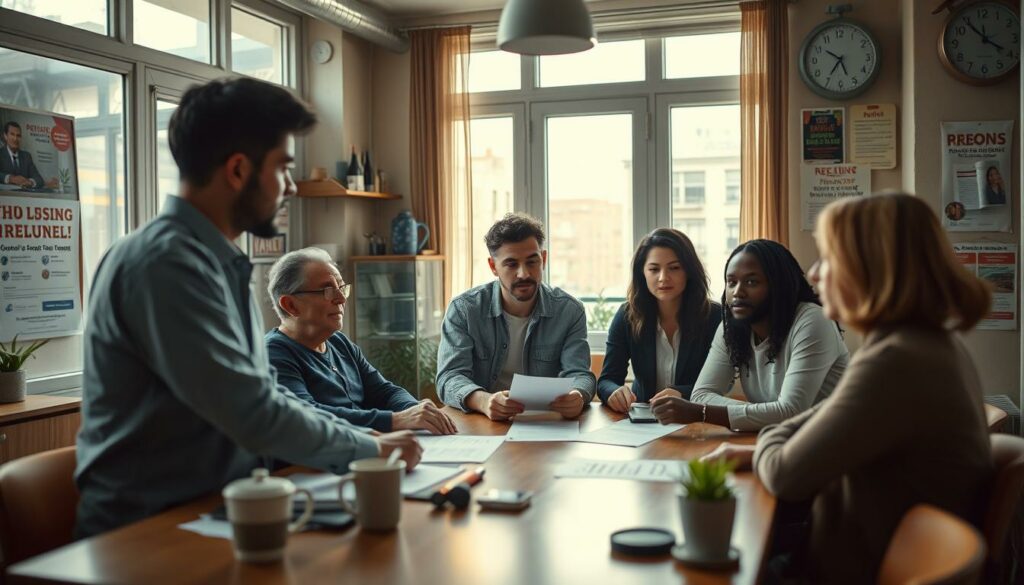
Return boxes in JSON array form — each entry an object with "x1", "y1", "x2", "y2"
[
  {"x1": 0, "y1": 104, "x2": 81, "y2": 341},
  {"x1": 954, "y1": 243, "x2": 1017, "y2": 331},
  {"x1": 941, "y1": 120, "x2": 1014, "y2": 232}
]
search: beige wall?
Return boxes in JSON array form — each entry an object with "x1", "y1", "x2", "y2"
[
  {"x1": 302, "y1": 19, "x2": 403, "y2": 333},
  {"x1": 788, "y1": 0, "x2": 1019, "y2": 401}
]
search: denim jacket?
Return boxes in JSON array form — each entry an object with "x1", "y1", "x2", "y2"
[{"x1": 436, "y1": 280, "x2": 596, "y2": 411}]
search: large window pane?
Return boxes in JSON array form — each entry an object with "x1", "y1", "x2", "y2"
[
  {"x1": 670, "y1": 104, "x2": 740, "y2": 294},
  {"x1": 134, "y1": 0, "x2": 211, "y2": 63},
  {"x1": 539, "y1": 40, "x2": 645, "y2": 88},
  {"x1": 546, "y1": 114, "x2": 632, "y2": 327},
  {"x1": 469, "y1": 117, "x2": 515, "y2": 286},
  {"x1": 156, "y1": 100, "x2": 178, "y2": 210},
  {"x1": 231, "y1": 7, "x2": 285, "y2": 85},
  {"x1": 0, "y1": 47, "x2": 126, "y2": 379},
  {"x1": 468, "y1": 51, "x2": 521, "y2": 93},
  {"x1": 664, "y1": 32, "x2": 740, "y2": 79},
  {"x1": 2, "y1": 0, "x2": 107, "y2": 34}
]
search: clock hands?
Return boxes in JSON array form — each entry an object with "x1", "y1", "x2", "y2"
[
  {"x1": 967, "y1": 20, "x2": 1008, "y2": 53},
  {"x1": 980, "y1": 25, "x2": 1006, "y2": 51},
  {"x1": 826, "y1": 49, "x2": 849, "y2": 76}
]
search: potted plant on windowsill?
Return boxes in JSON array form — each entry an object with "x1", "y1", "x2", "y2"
[
  {"x1": 674, "y1": 458, "x2": 739, "y2": 567},
  {"x1": 0, "y1": 335, "x2": 49, "y2": 403}
]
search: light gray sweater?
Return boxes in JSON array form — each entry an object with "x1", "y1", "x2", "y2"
[{"x1": 690, "y1": 303, "x2": 848, "y2": 431}]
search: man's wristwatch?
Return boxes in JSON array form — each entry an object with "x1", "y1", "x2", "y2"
[{"x1": 701, "y1": 403, "x2": 707, "y2": 423}]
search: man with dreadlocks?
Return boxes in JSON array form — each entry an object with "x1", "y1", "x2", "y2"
[{"x1": 651, "y1": 239, "x2": 848, "y2": 431}]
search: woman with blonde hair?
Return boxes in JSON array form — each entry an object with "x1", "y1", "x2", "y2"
[{"x1": 704, "y1": 193, "x2": 993, "y2": 583}]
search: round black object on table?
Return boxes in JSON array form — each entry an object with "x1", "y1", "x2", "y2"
[{"x1": 610, "y1": 528, "x2": 676, "y2": 556}]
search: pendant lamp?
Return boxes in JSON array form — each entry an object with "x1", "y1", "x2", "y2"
[{"x1": 496, "y1": 0, "x2": 596, "y2": 55}]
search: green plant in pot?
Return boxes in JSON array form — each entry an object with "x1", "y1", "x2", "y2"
[
  {"x1": 676, "y1": 458, "x2": 738, "y2": 564},
  {"x1": 0, "y1": 335, "x2": 49, "y2": 403}
]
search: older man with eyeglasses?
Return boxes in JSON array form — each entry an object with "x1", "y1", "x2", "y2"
[{"x1": 265, "y1": 247, "x2": 456, "y2": 435}]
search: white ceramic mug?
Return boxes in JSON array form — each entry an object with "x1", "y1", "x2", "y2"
[
  {"x1": 337, "y1": 457, "x2": 405, "y2": 531},
  {"x1": 222, "y1": 469, "x2": 314, "y2": 563}
]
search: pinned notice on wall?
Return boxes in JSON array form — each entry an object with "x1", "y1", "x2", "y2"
[
  {"x1": 849, "y1": 104, "x2": 896, "y2": 169},
  {"x1": 802, "y1": 108, "x2": 845, "y2": 164},
  {"x1": 954, "y1": 243, "x2": 1017, "y2": 331},
  {"x1": 800, "y1": 164, "x2": 871, "y2": 231}
]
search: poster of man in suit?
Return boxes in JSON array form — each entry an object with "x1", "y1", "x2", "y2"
[{"x1": 0, "y1": 104, "x2": 78, "y2": 201}]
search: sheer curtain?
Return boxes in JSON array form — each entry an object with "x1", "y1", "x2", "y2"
[
  {"x1": 409, "y1": 26, "x2": 473, "y2": 302},
  {"x1": 739, "y1": 0, "x2": 789, "y2": 244}
]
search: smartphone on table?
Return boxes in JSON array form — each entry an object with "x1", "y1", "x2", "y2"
[
  {"x1": 477, "y1": 489, "x2": 532, "y2": 511},
  {"x1": 627, "y1": 403, "x2": 657, "y2": 424}
]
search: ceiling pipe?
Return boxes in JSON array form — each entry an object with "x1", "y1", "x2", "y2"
[{"x1": 271, "y1": 0, "x2": 410, "y2": 52}]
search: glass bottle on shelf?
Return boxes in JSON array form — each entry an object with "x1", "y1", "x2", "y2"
[{"x1": 346, "y1": 145, "x2": 363, "y2": 191}]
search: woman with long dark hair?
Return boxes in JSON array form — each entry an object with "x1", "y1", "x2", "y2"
[{"x1": 597, "y1": 228, "x2": 721, "y2": 412}]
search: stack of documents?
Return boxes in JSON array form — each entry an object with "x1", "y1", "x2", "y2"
[
  {"x1": 553, "y1": 458, "x2": 687, "y2": 482},
  {"x1": 418, "y1": 435, "x2": 506, "y2": 463},
  {"x1": 578, "y1": 419, "x2": 684, "y2": 447}
]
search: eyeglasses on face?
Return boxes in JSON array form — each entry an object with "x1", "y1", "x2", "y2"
[{"x1": 291, "y1": 283, "x2": 351, "y2": 300}]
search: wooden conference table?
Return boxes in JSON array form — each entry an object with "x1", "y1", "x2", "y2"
[{"x1": 8, "y1": 404, "x2": 776, "y2": 585}]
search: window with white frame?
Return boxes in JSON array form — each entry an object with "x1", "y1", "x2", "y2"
[
  {"x1": 0, "y1": 0, "x2": 301, "y2": 391},
  {"x1": 466, "y1": 23, "x2": 741, "y2": 334}
]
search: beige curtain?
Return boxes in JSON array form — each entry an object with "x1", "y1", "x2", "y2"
[
  {"x1": 410, "y1": 27, "x2": 473, "y2": 303},
  {"x1": 739, "y1": 0, "x2": 789, "y2": 245}
]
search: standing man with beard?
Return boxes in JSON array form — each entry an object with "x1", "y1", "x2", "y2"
[
  {"x1": 651, "y1": 239, "x2": 848, "y2": 431},
  {"x1": 75, "y1": 78, "x2": 421, "y2": 538},
  {"x1": 436, "y1": 213, "x2": 595, "y2": 420}
]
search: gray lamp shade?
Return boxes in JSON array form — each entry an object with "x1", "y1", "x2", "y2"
[{"x1": 497, "y1": 0, "x2": 596, "y2": 55}]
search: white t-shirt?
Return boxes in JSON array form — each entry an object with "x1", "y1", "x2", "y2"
[
  {"x1": 654, "y1": 320, "x2": 681, "y2": 392},
  {"x1": 690, "y1": 302, "x2": 849, "y2": 431},
  {"x1": 492, "y1": 312, "x2": 530, "y2": 392}
]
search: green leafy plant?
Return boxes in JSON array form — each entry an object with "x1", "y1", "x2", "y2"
[
  {"x1": 0, "y1": 335, "x2": 49, "y2": 372},
  {"x1": 59, "y1": 168, "x2": 72, "y2": 191},
  {"x1": 367, "y1": 337, "x2": 439, "y2": 402},
  {"x1": 679, "y1": 458, "x2": 737, "y2": 501},
  {"x1": 587, "y1": 289, "x2": 616, "y2": 332}
]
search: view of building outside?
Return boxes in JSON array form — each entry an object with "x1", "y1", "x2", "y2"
[
  {"x1": 545, "y1": 114, "x2": 633, "y2": 329},
  {"x1": 467, "y1": 116, "x2": 515, "y2": 287},
  {"x1": 670, "y1": 104, "x2": 741, "y2": 297}
]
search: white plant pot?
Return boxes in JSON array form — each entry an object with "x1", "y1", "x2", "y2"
[
  {"x1": 677, "y1": 487, "x2": 736, "y2": 561},
  {"x1": 0, "y1": 370, "x2": 26, "y2": 403}
]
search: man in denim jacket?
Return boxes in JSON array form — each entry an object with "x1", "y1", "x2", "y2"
[{"x1": 437, "y1": 213, "x2": 595, "y2": 420}]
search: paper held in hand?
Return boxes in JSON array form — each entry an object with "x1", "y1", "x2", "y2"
[{"x1": 508, "y1": 373, "x2": 575, "y2": 411}]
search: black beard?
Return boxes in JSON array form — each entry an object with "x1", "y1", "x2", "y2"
[{"x1": 234, "y1": 171, "x2": 280, "y2": 238}]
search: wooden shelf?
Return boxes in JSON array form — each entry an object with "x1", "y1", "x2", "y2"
[
  {"x1": 296, "y1": 178, "x2": 401, "y2": 200},
  {"x1": 0, "y1": 394, "x2": 80, "y2": 425}
]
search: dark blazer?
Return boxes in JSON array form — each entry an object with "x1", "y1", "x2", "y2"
[
  {"x1": 0, "y1": 147, "x2": 45, "y2": 187},
  {"x1": 597, "y1": 302, "x2": 722, "y2": 403}
]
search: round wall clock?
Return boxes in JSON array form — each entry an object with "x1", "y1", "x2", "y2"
[
  {"x1": 938, "y1": 0, "x2": 1021, "y2": 85},
  {"x1": 798, "y1": 18, "x2": 882, "y2": 100}
]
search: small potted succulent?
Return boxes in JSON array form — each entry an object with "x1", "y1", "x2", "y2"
[
  {"x1": 677, "y1": 458, "x2": 738, "y2": 562},
  {"x1": 0, "y1": 335, "x2": 49, "y2": 403}
]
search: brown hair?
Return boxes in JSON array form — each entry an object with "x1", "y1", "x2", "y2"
[
  {"x1": 625, "y1": 228, "x2": 711, "y2": 341},
  {"x1": 484, "y1": 213, "x2": 545, "y2": 255},
  {"x1": 815, "y1": 193, "x2": 991, "y2": 333}
]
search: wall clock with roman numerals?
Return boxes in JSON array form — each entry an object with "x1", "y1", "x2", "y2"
[
  {"x1": 798, "y1": 15, "x2": 882, "y2": 100},
  {"x1": 938, "y1": 0, "x2": 1021, "y2": 85}
]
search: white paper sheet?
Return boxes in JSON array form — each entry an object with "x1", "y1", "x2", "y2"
[
  {"x1": 554, "y1": 458, "x2": 686, "y2": 482},
  {"x1": 418, "y1": 435, "x2": 506, "y2": 463},
  {"x1": 178, "y1": 514, "x2": 233, "y2": 540},
  {"x1": 506, "y1": 419, "x2": 580, "y2": 442},
  {"x1": 291, "y1": 465, "x2": 463, "y2": 502},
  {"x1": 508, "y1": 373, "x2": 575, "y2": 410},
  {"x1": 577, "y1": 419, "x2": 685, "y2": 447}
]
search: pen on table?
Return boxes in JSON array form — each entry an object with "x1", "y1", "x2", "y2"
[{"x1": 430, "y1": 466, "x2": 486, "y2": 507}]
